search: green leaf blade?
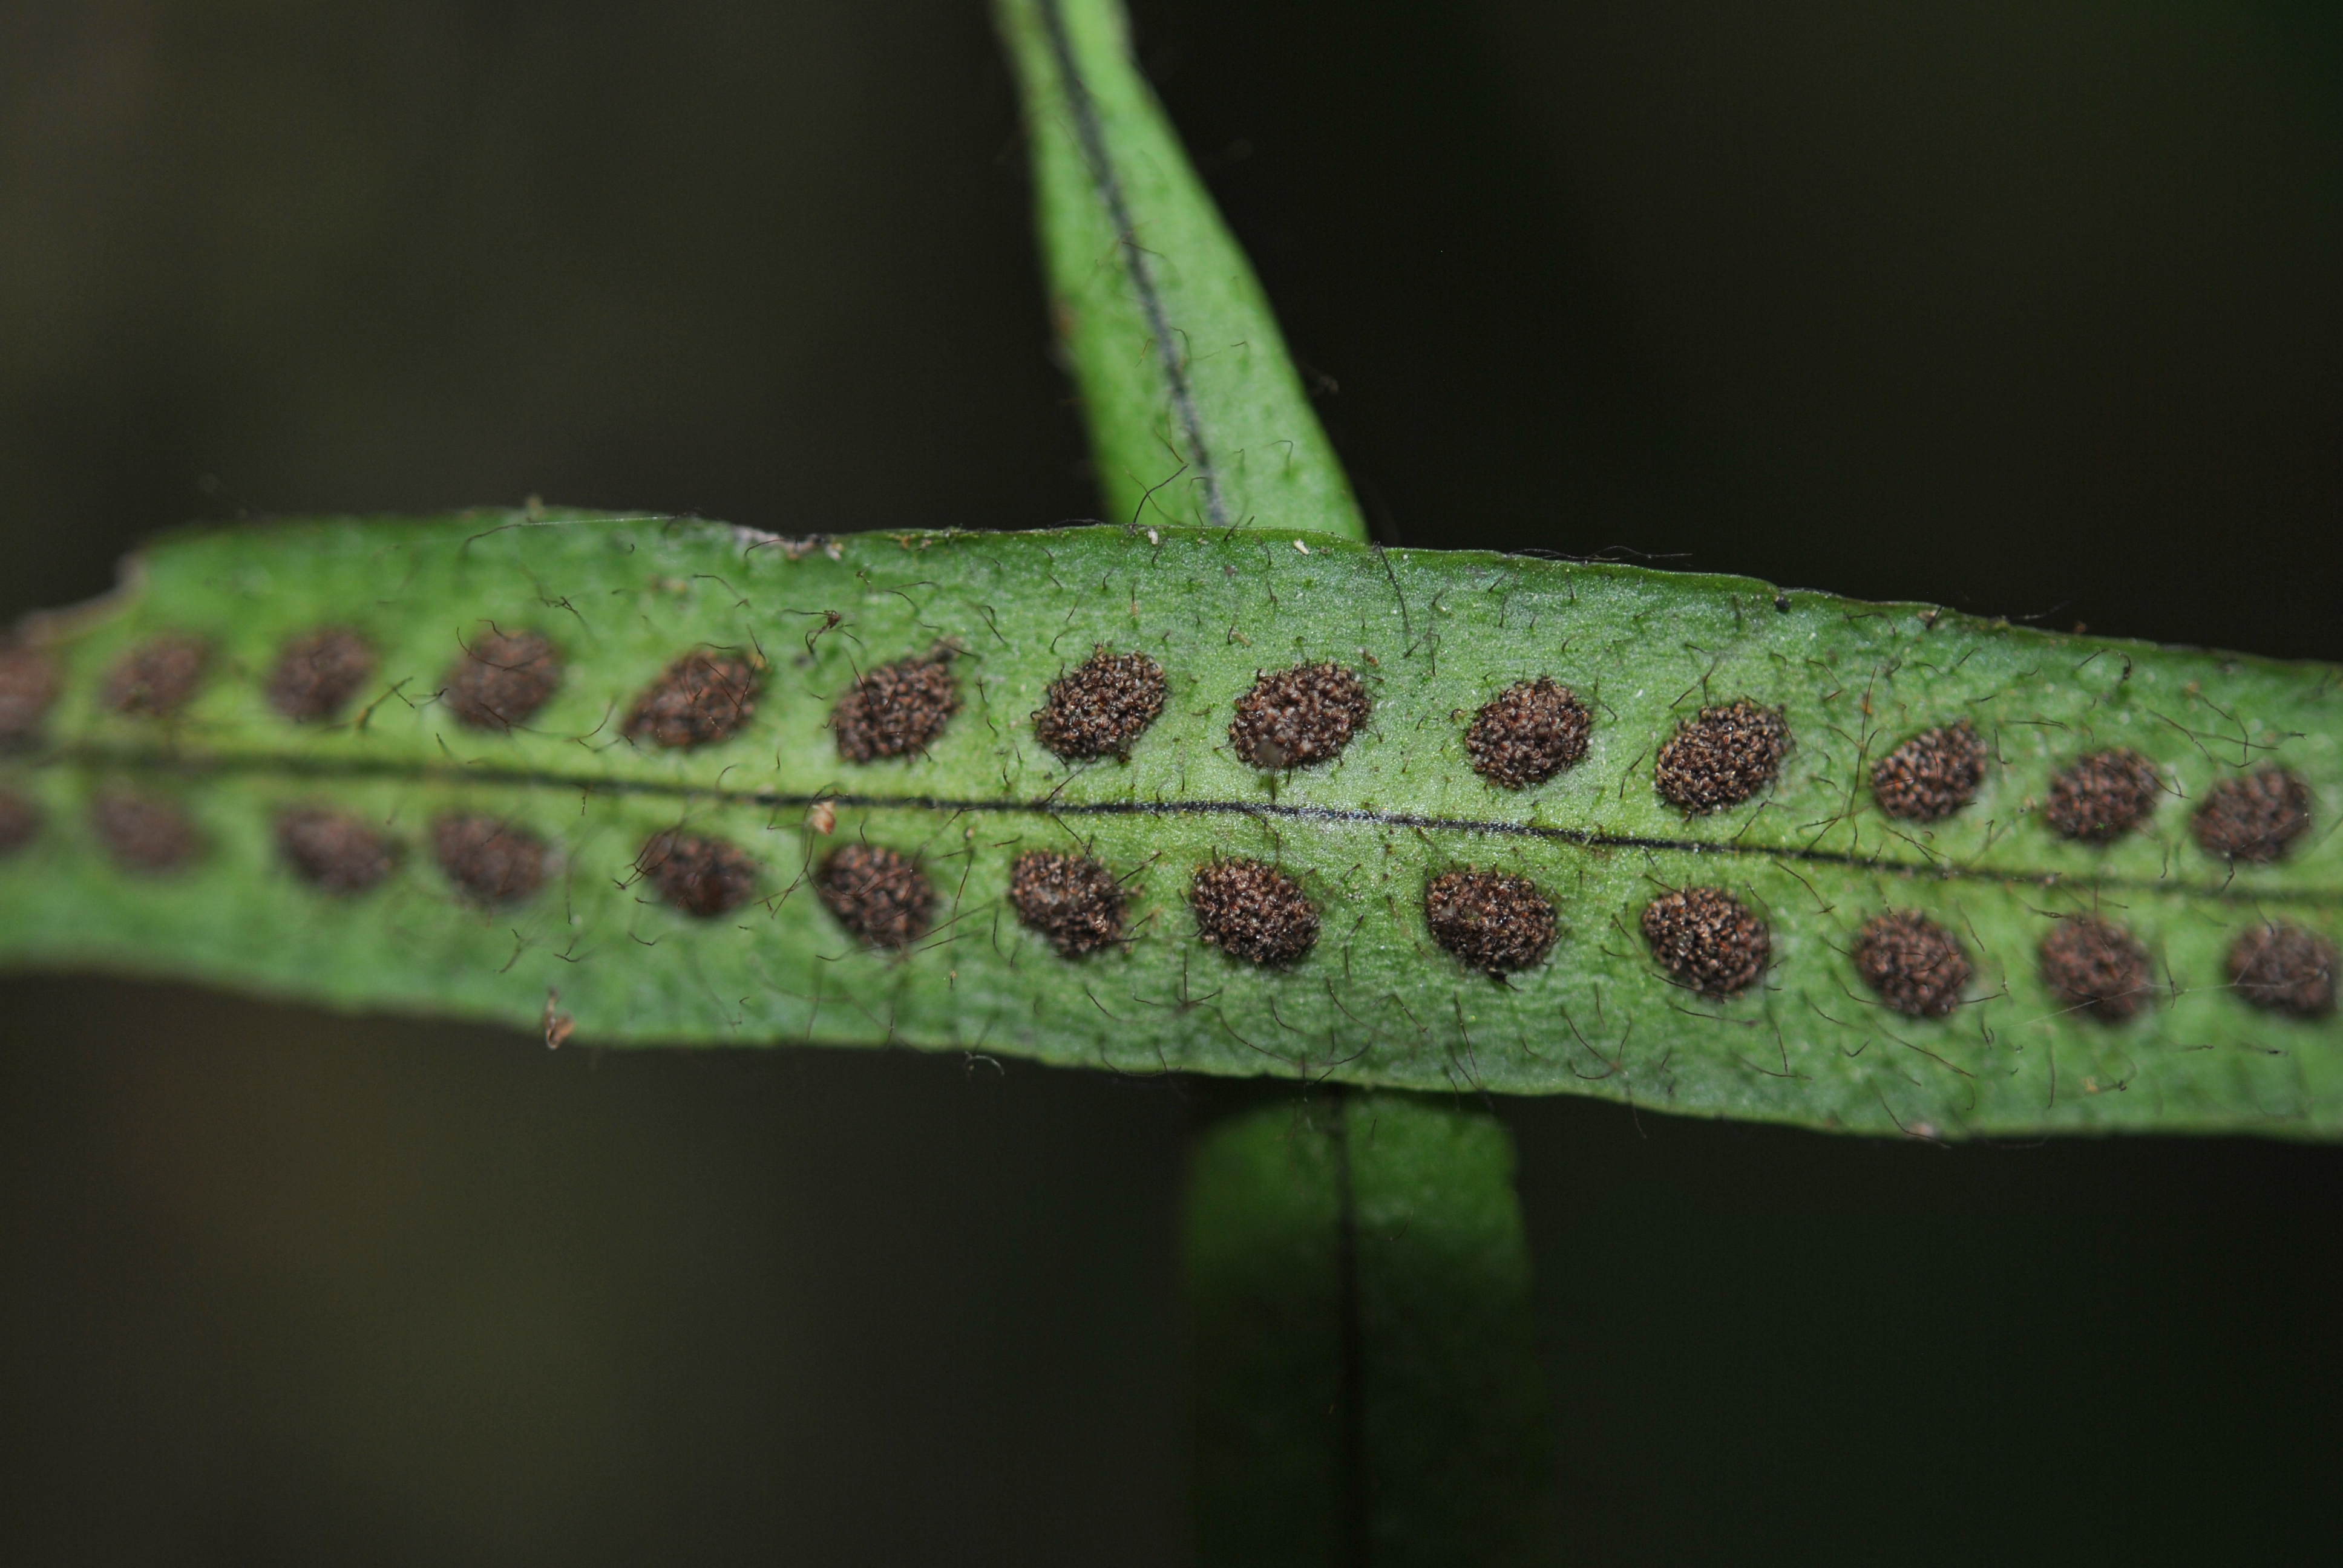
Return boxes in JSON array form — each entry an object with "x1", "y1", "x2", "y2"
[
  {"x1": 1186, "y1": 1091, "x2": 1556, "y2": 1566},
  {"x1": 4, "y1": 511, "x2": 2339, "y2": 1138},
  {"x1": 995, "y1": 0, "x2": 1366, "y2": 541}
]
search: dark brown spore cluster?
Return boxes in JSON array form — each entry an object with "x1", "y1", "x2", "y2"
[
  {"x1": 443, "y1": 628, "x2": 562, "y2": 732},
  {"x1": 0, "y1": 789, "x2": 41, "y2": 854},
  {"x1": 91, "y1": 792, "x2": 200, "y2": 874},
  {"x1": 1034, "y1": 647, "x2": 1167, "y2": 760},
  {"x1": 1654, "y1": 700, "x2": 1789, "y2": 814},
  {"x1": 1466, "y1": 679, "x2": 1590, "y2": 789},
  {"x1": 103, "y1": 634, "x2": 209, "y2": 718},
  {"x1": 1008, "y1": 850, "x2": 1126, "y2": 956},
  {"x1": 817, "y1": 842, "x2": 933, "y2": 949},
  {"x1": 1424, "y1": 869, "x2": 1556, "y2": 975},
  {"x1": 637, "y1": 829, "x2": 758, "y2": 917},
  {"x1": 267, "y1": 627, "x2": 376, "y2": 722},
  {"x1": 624, "y1": 652, "x2": 761, "y2": 750},
  {"x1": 2039, "y1": 916, "x2": 2155, "y2": 1022},
  {"x1": 1871, "y1": 719, "x2": 1987, "y2": 822},
  {"x1": 1188, "y1": 858, "x2": 1318, "y2": 966},
  {"x1": 1228, "y1": 662, "x2": 1370, "y2": 770},
  {"x1": 2227, "y1": 923, "x2": 2337, "y2": 1019},
  {"x1": 833, "y1": 656, "x2": 958, "y2": 762},
  {"x1": 1640, "y1": 886, "x2": 1771, "y2": 997},
  {"x1": 275, "y1": 808, "x2": 398, "y2": 894},
  {"x1": 1853, "y1": 910, "x2": 1970, "y2": 1018},
  {"x1": 0, "y1": 645, "x2": 60, "y2": 745},
  {"x1": 432, "y1": 814, "x2": 551, "y2": 905},
  {"x1": 2191, "y1": 767, "x2": 2312, "y2": 863},
  {"x1": 2043, "y1": 748, "x2": 2160, "y2": 843}
]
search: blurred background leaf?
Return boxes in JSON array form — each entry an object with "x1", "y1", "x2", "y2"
[{"x1": 0, "y1": 1, "x2": 2338, "y2": 1562}]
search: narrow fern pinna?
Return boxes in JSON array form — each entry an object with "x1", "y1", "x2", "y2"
[{"x1": 0, "y1": 508, "x2": 2334, "y2": 1139}]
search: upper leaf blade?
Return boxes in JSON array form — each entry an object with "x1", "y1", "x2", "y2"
[{"x1": 996, "y1": 0, "x2": 1367, "y2": 541}]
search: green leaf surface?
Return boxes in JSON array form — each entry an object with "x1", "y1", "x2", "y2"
[
  {"x1": 1187, "y1": 1091, "x2": 1555, "y2": 1566},
  {"x1": 4, "y1": 509, "x2": 2338, "y2": 1138},
  {"x1": 995, "y1": 0, "x2": 1366, "y2": 541}
]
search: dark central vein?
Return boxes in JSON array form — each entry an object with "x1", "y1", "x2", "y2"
[
  {"x1": 1036, "y1": 0, "x2": 1228, "y2": 529},
  {"x1": 51, "y1": 745, "x2": 2341, "y2": 907}
]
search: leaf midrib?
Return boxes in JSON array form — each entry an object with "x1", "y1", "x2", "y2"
[{"x1": 47, "y1": 742, "x2": 2343, "y2": 907}]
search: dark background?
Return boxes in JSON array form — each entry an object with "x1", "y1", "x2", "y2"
[{"x1": 1, "y1": 1, "x2": 2338, "y2": 1561}]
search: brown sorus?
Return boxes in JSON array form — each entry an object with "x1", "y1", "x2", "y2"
[
  {"x1": 1640, "y1": 886, "x2": 1771, "y2": 997},
  {"x1": 1424, "y1": 868, "x2": 1556, "y2": 975},
  {"x1": 275, "y1": 807, "x2": 398, "y2": 894},
  {"x1": 832, "y1": 656, "x2": 957, "y2": 762},
  {"x1": 637, "y1": 829, "x2": 758, "y2": 917},
  {"x1": 1188, "y1": 858, "x2": 1318, "y2": 966},
  {"x1": 2226, "y1": 923, "x2": 2337, "y2": 1019},
  {"x1": 0, "y1": 645, "x2": 60, "y2": 745},
  {"x1": 1654, "y1": 700, "x2": 1789, "y2": 814},
  {"x1": 442, "y1": 628, "x2": 562, "y2": 731},
  {"x1": 1466, "y1": 678, "x2": 1591, "y2": 789},
  {"x1": 1033, "y1": 647, "x2": 1167, "y2": 760},
  {"x1": 267, "y1": 627, "x2": 377, "y2": 722},
  {"x1": 0, "y1": 789, "x2": 41, "y2": 854},
  {"x1": 1852, "y1": 910, "x2": 1970, "y2": 1018},
  {"x1": 2191, "y1": 767, "x2": 2312, "y2": 864},
  {"x1": 103, "y1": 634, "x2": 209, "y2": 718},
  {"x1": 2039, "y1": 916, "x2": 2155, "y2": 1022},
  {"x1": 624, "y1": 651, "x2": 761, "y2": 749},
  {"x1": 2042, "y1": 748, "x2": 2160, "y2": 843},
  {"x1": 1008, "y1": 850, "x2": 1126, "y2": 956},
  {"x1": 431, "y1": 814, "x2": 551, "y2": 904},
  {"x1": 90, "y1": 792, "x2": 201, "y2": 874},
  {"x1": 817, "y1": 842, "x2": 933, "y2": 949},
  {"x1": 1228, "y1": 662, "x2": 1370, "y2": 770},
  {"x1": 1871, "y1": 719, "x2": 1987, "y2": 822}
]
